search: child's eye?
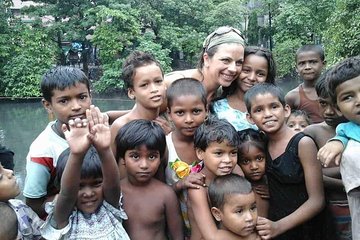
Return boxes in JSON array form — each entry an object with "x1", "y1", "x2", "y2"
[
  {"x1": 139, "y1": 83, "x2": 148, "y2": 88},
  {"x1": 287, "y1": 123, "x2": 294, "y2": 128},
  {"x1": 236, "y1": 208, "x2": 243, "y2": 214},
  {"x1": 175, "y1": 111, "x2": 184, "y2": 116},
  {"x1": 221, "y1": 59, "x2": 230, "y2": 64},
  {"x1": 256, "y1": 156, "x2": 265, "y2": 162},
  {"x1": 251, "y1": 204, "x2": 257, "y2": 212},
  {"x1": 155, "y1": 79, "x2": 163, "y2": 84},
  {"x1": 240, "y1": 159, "x2": 250, "y2": 165},
  {"x1": 341, "y1": 95, "x2": 352, "y2": 101},
  {"x1": 58, "y1": 99, "x2": 68, "y2": 104},
  {"x1": 230, "y1": 150, "x2": 238, "y2": 156},
  {"x1": 79, "y1": 94, "x2": 88, "y2": 100},
  {"x1": 242, "y1": 68, "x2": 250, "y2": 73},
  {"x1": 130, "y1": 154, "x2": 139, "y2": 160},
  {"x1": 214, "y1": 151, "x2": 222, "y2": 156},
  {"x1": 193, "y1": 109, "x2": 202, "y2": 114}
]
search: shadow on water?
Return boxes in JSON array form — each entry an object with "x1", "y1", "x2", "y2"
[{"x1": 0, "y1": 97, "x2": 134, "y2": 199}]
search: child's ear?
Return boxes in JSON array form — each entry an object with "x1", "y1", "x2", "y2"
[
  {"x1": 284, "y1": 104, "x2": 291, "y2": 118},
  {"x1": 128, "y1": 88, "x2": 135, "y2": 100},
  {"x1": 195, "y1": 148, "x2": 204, "y2": 161},
  {"x1": 42, "y1": 99, "x2": 53, "y2": 113},
  {"x1": 246, "y1": 112, "x2": 255, "y2": 124},
  {"x1": 210, "y1": 207, "x2": 222, "y2": 222}
]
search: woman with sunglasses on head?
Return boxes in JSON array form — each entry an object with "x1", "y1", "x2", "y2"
[
  {"x1": 164, "y1": 26, "x2": 246, "y2": 108},
  {"x1": 211, "y1": 46, "x2": 277, "y2": 131}
]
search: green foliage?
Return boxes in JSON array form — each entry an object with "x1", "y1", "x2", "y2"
[
  {"x1": 93, "y1": 60, "x2": 123, "y2": 93},
  {"x1": 205, "y1": 0, "x2": 247, "y2": 31},
  {"x1": 323, "y1": 0, "x2": 360, "y2": 65},
  {"x1": 136, "y1": 31, "x2": 172, "y2": 73},
  {"x1": 2, "y1": 24, "x2": 57, "y2": 97}
]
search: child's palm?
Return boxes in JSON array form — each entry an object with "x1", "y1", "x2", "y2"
[
  {"x1": 90, "y1": 124, "x2": 111, "y2": 150},
  {"x1": 62, "y1": 119, "x2": 91, "y2": 154}
]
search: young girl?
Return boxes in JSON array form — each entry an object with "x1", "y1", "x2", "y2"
[
  {"x1": 286, "y1": 110, "x2": 311, "y2": 132},
  {"x1": 212, "y1": 46, "x2": 276, "y2": 131},
  {"x1": 237, "y1": 128, "x2": 269, "y2": 217},
  {"x1": 165, "y1": 78, "x2": 208, "y2": 237},
  {"x1": 0, "y1": 164, "x2": 43, "y2": 239},
  {"x1": 188, "y1": 117, "x2": 246, "y2": 240},
  {"x1": 40, "y1": 106, "x2": 130, "y2": 239},
  {"x1": 245, "y1": 83, "x2": 326, "y2": 240}
]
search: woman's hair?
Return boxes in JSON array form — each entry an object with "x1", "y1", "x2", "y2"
[
  {"x1": 208, "y1": 173, "x2": 252, "y2": 210},
  {"x1": 55, "y1": 146, "x2": 103, "y2": 189},
  {"x1": 218, "y1": 46, "x2": 276, "y2": 99},
  {"x1": 122, "y1": 50, "x2": 163, "y2": 89},
  {"x1": 166, "y1": 78, "x2": 207, "y2": 109},
  {"x1": 197, "y1": 26, "x2": 245, "y2": 71},
  {"x1": 194, "y1": 116, "x2": 239, "y2": 151},
  {"x1": 115, "y1": 119, "x2": 166, "y2": 161},
  {"x1": 237, "y1": 129, "x2": 267, "y2": 163}
]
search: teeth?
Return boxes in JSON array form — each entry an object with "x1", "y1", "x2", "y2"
[
  {"x1": 264, "y1": 121, "x2": 275, "y2": 126},
  {"x1": 221, "y1": 74, "x2": 234, "y2": 81}
]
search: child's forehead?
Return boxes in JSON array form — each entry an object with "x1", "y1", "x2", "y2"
[
  {"x1": 128, "y1": 144, "x2": 160, "y2": 153},
  {"x1": 224, "y1": 192, "x2": 256, "y2": 205},
  {"x1": 250, "y1": 93, "x2": 280, "y2": 106},
  {"x1": 52, "y1": 82, "x2": 90, "y2": 96},
  {"x1": 170, "y1": 94, "x2": 205, "y2": 106},
  {"x1": 207, "y1": 140, "x2": 235, "y2": 148},
  {"x1": 296, "y1": 51, "x2": 322, "y2": 62}
]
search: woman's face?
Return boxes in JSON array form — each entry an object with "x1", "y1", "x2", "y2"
[
  {"x1": 238, "y1": 54, "x2": 269, "y2": 93},
  {"x1": 204, "y1": 43, "x2": 244, "y2": 88}
]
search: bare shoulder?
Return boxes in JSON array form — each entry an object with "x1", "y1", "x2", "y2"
[
  {"x1": 303, "y1": 123, "x2": 323, "y2": 137},
  {"x1": 285, "y1": 86, "x2": 300, "y2": 107},
  {"x1": 298, "y1": 135, "x2": 317, "y2": 148},
  {"x1": 111, "y1": 115, "x2": 131, "y2": 132}
]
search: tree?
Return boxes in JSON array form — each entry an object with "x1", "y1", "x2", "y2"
[{"x1": 2, "y1": 22, "x2": 57, "y2": 97}]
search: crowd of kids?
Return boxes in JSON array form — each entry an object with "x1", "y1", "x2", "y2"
[{"x1": 2, "y1": 23, "x2": 359, "y2": 239}]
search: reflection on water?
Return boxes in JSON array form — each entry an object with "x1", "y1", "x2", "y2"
[{"x1": 0, "y1": 98, "x2": 134, "y2": 198}]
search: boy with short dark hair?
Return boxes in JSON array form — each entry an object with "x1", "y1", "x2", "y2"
[
  {"x1": 115, "y1": 119, "x2": 184, "y2": 240},
  {"x1": 318, "y1": 56, "x2": 360, "y2": 239},
  {"x1": 23, "y1": 66, "x2": 92, "y2": 218},
  {"x1": 208, "y1": 173, "x2": 261, "y2": 240},
  {"x1": 110, "y1": 51, "x2": 166, "y2": 178},
  {"x1": 304, "y1": 69, "x2": 351, "y2": 239},
  {"x1": 285, "y1": 44, "x2": 326, "y2": 123}
]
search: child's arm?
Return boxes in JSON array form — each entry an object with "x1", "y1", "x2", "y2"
[
  {"x1": 54, "y1": 118, "x2": 91, "y2": 228},
  {"x1": 87, "y1": 106, "x2": 120, "y2": 208},
  {"x1": 317, "y1": 140, "x2": 344, "y2": 167},
  {"x1": 258, "y1": 136, "x2": 325, "y2": 239},
  {"x1": 188, "y1": 187, "x2": 244, "y2": 240},
  {"x1": 163, "y1": 186, "x2": 184, "y2": 240}
]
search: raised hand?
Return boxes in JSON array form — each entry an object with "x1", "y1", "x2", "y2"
[
  {"x1": 86, "y1": 105, "x2": 111, "y2": 151},
  {"x1": 62, "y1": 118, "x2": 91, "y2": 154}
]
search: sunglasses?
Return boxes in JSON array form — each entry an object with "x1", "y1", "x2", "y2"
[{"x1": 203, "y1": 26, "x2": 245, "y2": 50}]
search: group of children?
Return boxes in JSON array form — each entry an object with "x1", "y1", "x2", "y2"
[{"x1": 0, "y1": 36, "x2": 359, "y2": 240}]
